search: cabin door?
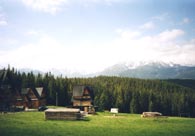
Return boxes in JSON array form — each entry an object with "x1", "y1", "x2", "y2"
[{"x1": 84, "y1": 107, "x2": 88, "y2": 112}]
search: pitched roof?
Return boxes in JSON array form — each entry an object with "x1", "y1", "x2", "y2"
[
  {"x1": 21, "y1": 87, "x2": 44, "y2": 99},
  {"x1": 36, "y1": 87, "x2": 44, "y2": 97},
  {"x1": 73, "y1": 85, "x2": 85, "y2": 97}
]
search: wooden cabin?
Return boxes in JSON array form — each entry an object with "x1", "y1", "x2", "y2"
[
  {"x1": 21, "y1": 87, "x2": 46, "y2": 109},
  {"x1": 36, "y1": 87, "x2": 46, "y2": 107},
  {"x1": 0, "y1": 69, "x2": 46, "y2": 110},
  {"x1": 13, "y1": 90, "x2": 23, "y2": 107},
  {"x1": 72, "y1": 85, "x2": 95, "y2": 113},
  {"x1": 21, "y1": 88, "x2": 30, "y2": 108}
]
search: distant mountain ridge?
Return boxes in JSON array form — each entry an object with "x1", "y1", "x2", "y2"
[
  {"x1": 97, "y1": 62, "x2": 195, "y2": 79},
  {"x1": 17, "y1": 62, "x2": 195, "y2": 79}
]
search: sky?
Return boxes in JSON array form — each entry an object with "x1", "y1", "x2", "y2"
[{"x1": 0, "y1": 0, "x2": 195, "y2": 73}]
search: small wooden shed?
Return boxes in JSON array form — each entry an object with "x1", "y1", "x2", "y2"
[
  {"x1": 45, "y1": 108, "x2": 83, "y2": 120},
  {"x1": 141, "y1": 112, "x2": 162, "y2": 118}
]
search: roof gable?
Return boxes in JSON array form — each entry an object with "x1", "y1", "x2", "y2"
[
  {"x1": 36, "y1": 87, "x2": 44, "y2": 97},
  {"x1": 73, "y1": 85, "x2": 85, "y2": 97},
  {"x1": 28, "y1": 88, "x2": 37, "y2": 98},
  {"x1": 73, "y1": 85, "x2": 94, "y2": 98},
  {"x1": 21, "y1": 87, "x2": 45, "y2": 100}
]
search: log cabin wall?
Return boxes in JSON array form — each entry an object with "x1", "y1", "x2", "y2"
[{"x1": 72, "y1": 85, "x2": 95, "y2": 113}]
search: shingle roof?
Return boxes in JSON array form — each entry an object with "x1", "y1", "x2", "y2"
[
  {"x1": 36, "y1": 87, "x2": 44, "y2": 97},
  {"x1": 73, "y1": 85, "x2": 85, "y2": 97},
  {"x1": 21, "y1": 87, "x2": 44, "y2": 99}
]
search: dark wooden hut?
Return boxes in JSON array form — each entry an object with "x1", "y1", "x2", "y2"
[
  {"x1": 21, "y1": 87, "x2": 46, "y2": 109},
  {"x1": 0, "y1": 69, "x2": 46, "y2": 111},
  {"x1": 72, "y1": 85, "x2": 95, "y2": 113}
]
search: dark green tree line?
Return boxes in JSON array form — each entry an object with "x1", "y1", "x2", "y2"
[{"x1": 3, "y1": 68, "x2": 195, "y2": 117}]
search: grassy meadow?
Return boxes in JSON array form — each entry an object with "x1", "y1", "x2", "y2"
[{"x1": 0, "y1": 112, "x2": 195, "y2": 136}]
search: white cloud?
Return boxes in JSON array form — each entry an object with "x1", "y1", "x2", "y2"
[
  {"x1": 19, "y1": 0, "x2": 126, "y2": 14},
  {"x1": 112, "y1": 28, "x2": 194, "y2": 65},
  {"x1": 80, "y1": 0, "x2": 124, "y2": 5},
  {"x1": 182, "y1": 17, "x2": 190, "y2": 24},
  {"x1": 116, "y1": 29, "x2": 141, "y2": 39},
  {"x1": 0, "y1": 28, "x2": 194, "y2": 73},
  {"x1": 0, "y1": 35, "x2": 117, "y2": 73},
  {"x1": 140, "y1": 21, "x2": 155, "y2": 30},
  {"x1": 0, "y1": 20, "x2": 7, "y2": 26},
  {"x1": 26, "y1": 30, "x2": 40, "y2": 36},
  {"x1": 76, "y1": 0, "x2": 124, "y2": 4},
  {"x1": 0, "y1": 13, "x2": 7, "y2": 26},
  {"x1": 20, "y1": 0, "x2": 69, "y2": 14},
  {"x1": 75, "y1": 0, "x2": 128, "y2": 7},
  {"x1": 156, "y1": 29, "x2": 184, "y2": 42},
  {"x1": 152, "y1": 13, "x2": 169, "y2": 21}
]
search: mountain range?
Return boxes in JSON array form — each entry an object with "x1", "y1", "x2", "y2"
[
  {"x1": 18, "y1": 62, "x2": 195, "y2": 79},
  {"x1": 96, "y1": 62, "x2": 195, "y2": 79}
]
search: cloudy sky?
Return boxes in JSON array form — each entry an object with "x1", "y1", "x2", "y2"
[{"x1": 0, "y1": 0, "x2": 195, "y2": 73}]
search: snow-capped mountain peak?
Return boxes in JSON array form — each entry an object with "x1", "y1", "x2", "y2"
[
  {"x1": 98, "y1": 61, "x2": 195, "y2": 79},
  {"x1": 124, "y1": 61, "x2": 180, "y2": 70}
]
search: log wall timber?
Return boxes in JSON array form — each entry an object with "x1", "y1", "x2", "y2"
[
  {"x1": 73, "y1": 101, "x2": 91, "y2": 107},
  {"x1": 45, "y1": 108, "x2": 83, "y2": 120},
  {"x1": 141, "y1": 112, "x2": 162, "y2": 118}
]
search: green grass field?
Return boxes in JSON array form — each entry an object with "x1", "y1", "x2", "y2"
[{"x1": 0, "y1": 112, "x2": 195, "y2": 136}]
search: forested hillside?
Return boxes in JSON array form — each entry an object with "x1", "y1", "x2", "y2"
[
  {"x1": 166, "y1": 79, "x2": 195, "y2": 90},
  {"x1": 2, "y1": 67, "x2": 195, "y2": 117}
]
